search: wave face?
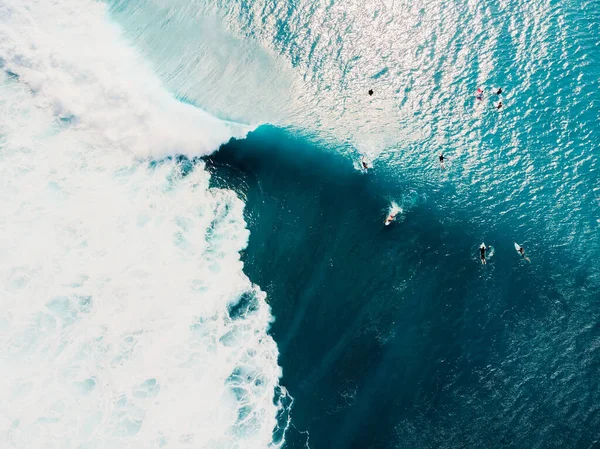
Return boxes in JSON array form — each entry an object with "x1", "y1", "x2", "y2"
[{"x1": 0, "y1": 0, "x2": 287, "y2": 448}]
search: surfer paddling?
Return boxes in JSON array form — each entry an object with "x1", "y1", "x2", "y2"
[
  {"x1": 480, "y1": 243, "x2": 488, "y2": 265},
  {"x1": 384, "y1": 212, "x2": 397, "y2": 226},
  {"x1": 515, "y1": 243, "x2": 531, "y2": 263}
]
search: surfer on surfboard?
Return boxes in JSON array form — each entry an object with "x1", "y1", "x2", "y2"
[
  {"x1": 480, "y1": 243, "x2": 488, "y2": 265},
  {"x1": 361, "y1": 157, "x2": 370, "y2": 172},
  {"x1": 439, "y1": 153, "x2": 446, "y2": 170},
  {"x1": 514, "y1": 243, "x2": 531, "y2": 263},
  {"x1": 384, "y1": 203, "x2": 403, "y2": 226},
  {"x1": 384, "y1": 212, "x2": 397, "y2": 226}
]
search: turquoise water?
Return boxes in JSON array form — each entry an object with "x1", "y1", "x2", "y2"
[
  {"x1": 1, "y1": 0, "x2": 597, "y2": 447},
  {"x1": 107, "y1": 0, "x2": 600, "y2": 447},
  {"x1": 106, "y1": 0, "x2": 599, "y2": 258},
  {"x1": 207, "y1": 124, "x2": 599, "y2": 448}
]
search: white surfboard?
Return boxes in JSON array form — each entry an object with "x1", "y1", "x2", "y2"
[
  {"x1": 384, "y1": 203, "x2": 402, "y2": 226},
  {"x1": 514, "y1": 242, "x2": 521, "y2": 253}
]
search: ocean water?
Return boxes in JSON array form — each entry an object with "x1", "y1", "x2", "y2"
[{"x1": 1, "y1": 0, "x2": 599, "y2": 449}]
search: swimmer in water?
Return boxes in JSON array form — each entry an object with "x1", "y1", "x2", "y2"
[
  {"x1": 480, "y1": 243, "x2": 487, "y2": 265},
  {"x1": 496, "y1": 101, "x2": 504, "y2": 110},
  {"x1": 384, "y1": 212, "x2": 397, "y2": 226},
  {"x1": 476, "y1": 88, "x2": 484, "y2": 101},
  {"x1": 518, "y1": 245, "x2": 531, "y2": 263},
  {"x1": 496, "y1": 88, "x2": 503, "y2": 95},
  {"x1": 439, "y1": 153, "x2": 446, "y2": 170}
]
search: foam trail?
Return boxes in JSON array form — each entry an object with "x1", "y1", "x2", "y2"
[
  {"x1": 0, "y1": 0, "x2": 288, "y2": 447},
  {"x1": 388, "y1": 202, "x2": 404, "y2": 216}
]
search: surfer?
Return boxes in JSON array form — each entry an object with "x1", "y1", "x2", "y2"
[
  {"x1": 361, "y1": 157, "x2": 370, "y2": 171},
  {"x1": 476, "y1": 88, "x2": 484, "y2": 101},
  {"x1": 480, "y1": 243, "x2": 487, "y2": 265},
  {"x1": 516, "y1": 243, "x2": 531, "y2": 263},
  {"x1": 496, "y1": 88, "x2": 503, "y2": 95},
  {"x1": 439, "y1": 153, "x2": 446, "y2": 170},
  {"x1": 368, "y1": 89, "x2": 374, "y2": 96},
  {"x1": 496, "y1": 101, "x2": 504, "y2": 110},
  {"x1": 384, "y1": 212, "x2": 397, "y2": 226}
]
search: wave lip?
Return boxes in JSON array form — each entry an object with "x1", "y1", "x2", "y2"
[{"x1": 0, "y1": 0, "x2": 251, "y2": 159}]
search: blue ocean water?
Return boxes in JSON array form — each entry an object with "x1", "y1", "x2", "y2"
[
  {"x1": 105, "y1": 0, "x2": 600, "y2": 447},
  {"x1": 207, "y1": 124, "x2": 599, "y2": 448},
  {"x1": 0, "y1": 0, "x2": 597, "y2": 447}
]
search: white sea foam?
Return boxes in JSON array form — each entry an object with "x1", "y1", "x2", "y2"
[
  {"x1": 0, "y1": 0, "x2": 250, "y2": 159},
  {"x1": 0, "y1": 1, "x2": 287, "y2": 447},
  {"x1": 388, "y1": 202, "x2": 404, "y2": 216}
]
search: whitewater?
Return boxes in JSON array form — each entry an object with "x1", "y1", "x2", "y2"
[{"x1": 0, "y1": 0, "x2": 288, "y2": 448}]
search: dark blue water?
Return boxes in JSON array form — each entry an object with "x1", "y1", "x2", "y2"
[{"x1": 207, "y1": 126, "x2": 600, "y2": 449}]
